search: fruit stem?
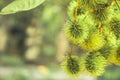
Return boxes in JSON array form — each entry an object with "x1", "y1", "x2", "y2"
[
  {"x1": 69, "y1": 0, "x2": 78, "y2": 62},
  {"x1": 115, "y1": 0, "x2": 120, "y2": 10},
  {"x1": 74, "y1": 0, "x2": 78, "y2": 24},
  {"x1": 98, "y1": 22, "x2": 102, "y2": 32},
  {"x1": 69, "y1": 43, "x2": 74, "y2": 62}
]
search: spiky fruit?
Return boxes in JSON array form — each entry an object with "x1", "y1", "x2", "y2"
[
  {"x1": 79, "y1": 0, "x2": 111, "y2": 9},
  {"x1": 84, "y1": 52, "x2": 106, "y2": 76},
  {"x1": 109, "y1": 16, "x2": 120, "y2": 39},
  {"x1": 102, "y1": 27, "x2": 117, "y2": 47},
  {"x1": 64, "y1": 20, "x2": 88, "y2": 44},
  {"x1": 68, "y1": 0, "x2": 86, "y2": 21},
  {"x1": 112, "y1": 46, "x2": 120, "y2": 66},
  {"x1": 61, "y1": 56, "x2": 82, "y2": 77},
  {"x1": 79, "y1": 28, "x2": 106, "y2": 51},
  {"x1": 91, "y1": 2, "x2": 113, "y2": 23},
  {"x1": 99, "y1": 45, "x2": 117, "y2": 63}
]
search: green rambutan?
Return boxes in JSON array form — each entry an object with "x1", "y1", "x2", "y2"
[
  {"x1": 109, "y1": 16, "x2": 120, "y2": 39},
  {"x1": 102, "y1": 27, "x2": 117, "y2": 47},
  {"x1": 68, "y1": 0, "x2": 86, "y2": 21},
  {"x1": 112, "y1": 46, "x2": 120, "y2": 66},
  {"x1": 61, "y1": 56, "x2": 82, "y2": 77},
  {"x1": 79, "y1": 0, "x2": 111, "y2": 9},
  {"x1": 99, "y1": 45, "x2": 117, "y2": 63},
  {"x1": 84, "y1": 52, "x2": 107, "y2": 76},
  {"x1": 64, "y1": 20, "x2": 89, "y2": 44},
  {"x1": 78, "y1": 28, "x2": 106, "y2": 52}
]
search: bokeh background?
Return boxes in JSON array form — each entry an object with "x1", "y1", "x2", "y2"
[{"x1": 0, "y1": 0, "x2": 120, "y2": 80}]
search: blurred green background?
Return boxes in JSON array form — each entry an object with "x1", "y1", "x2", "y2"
[{"x1": 0, "y1": 0, "x2": 120, "y2": 80}]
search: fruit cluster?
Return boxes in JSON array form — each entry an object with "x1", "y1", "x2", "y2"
[{"x1": 61, "y1": 0, "x2": 120, "y2": 77}]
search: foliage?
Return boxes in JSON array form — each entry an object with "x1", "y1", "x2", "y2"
[{"x1": 0, "y1": 0, "x2": 45, "y2": 15}]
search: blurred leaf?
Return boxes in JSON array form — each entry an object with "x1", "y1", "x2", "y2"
[{"x1": 0, "y1": 0, "x2": 45, "y2": 15}]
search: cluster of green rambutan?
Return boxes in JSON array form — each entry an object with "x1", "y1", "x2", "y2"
[{"x1": 61, "y1": 0, "x2": 120, "y2": 77}]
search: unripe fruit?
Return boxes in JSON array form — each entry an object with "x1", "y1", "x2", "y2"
[
  {"x1": 84, "y1": 52, "x2": 106, "y2": 76},
  {"x1": 109, "y1": 17, "x2": 120, "y2": 39},
  {"x1": 64, "y1": 20, "x2": 89, "y2": 44},
  {"x1": 68, "y1": 1, "x2": 86, "y2": 21},
  {"x1": 79, "y1": 28, "x2": 106, "y2": 51},
  {"x1": 61, "y1": 56, "x2": 82, "y2": 77}
]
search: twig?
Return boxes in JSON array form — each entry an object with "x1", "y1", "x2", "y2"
[
  {"x1": 69, "y1": 0, "x2": 78, "y2": 62},
  {"x1": 115, "y1": 0, "x2": 120, "y2": 10},
  {"x1": 74, "y1": 0, "x2": 79, "y2": 24},
  {"x1": 69, "y1": 43, "x2": 74, "y2": 62},
  {"x1": 98, "y1": 22, "x2": 102, "y2": 32}
]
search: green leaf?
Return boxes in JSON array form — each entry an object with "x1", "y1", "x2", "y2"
[{"x1": 0, "y1": 0, "x2": 45, "y2": 15}]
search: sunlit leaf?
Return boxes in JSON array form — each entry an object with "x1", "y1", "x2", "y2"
[{"x1": 0, "y1": 0, "x2": 45, "y2": 15}]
